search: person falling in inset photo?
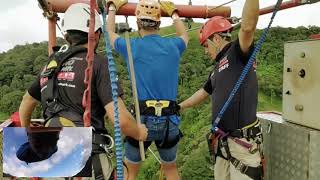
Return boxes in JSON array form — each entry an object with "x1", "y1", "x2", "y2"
[{"x1": 16, "y1": 128, "x2": 61, "y2": 164}]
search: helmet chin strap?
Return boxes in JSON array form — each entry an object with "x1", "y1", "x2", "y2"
[
  {"x1": 207, "y1": 38, "x2": 221, "y2": 54},
  {"x1": 207, "y1": 35, "x2": 227, "y2": 55}
]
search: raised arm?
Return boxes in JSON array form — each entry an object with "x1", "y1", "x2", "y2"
[
  {"x1": 179, "y1": 88, "x2": 210, "y2": 112},
  {"x1": 19, "y1": 92, "x2": 39, "y2": 127},
  {"x1": 239, "y1": 0, "x2": 259, "y2": 54},
  {"x1": 106, "y1": 0, "x2": 128, "y2": 48},
  {"x1": 172, "y1": 12, "x2": 189, "y2": 46},
  {"x1": 160, "y1": 1, "x2": 189, "y2": 46}
]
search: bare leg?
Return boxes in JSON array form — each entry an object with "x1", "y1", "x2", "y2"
[
  {"x1": 162, "y1": 162, "x2": 180, "y2": 180},
  {"x1": 125, "y1": 160, "x2": 141, "y2": 180}
]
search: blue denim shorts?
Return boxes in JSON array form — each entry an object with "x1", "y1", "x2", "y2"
[{"x1": 125, "y1": 115, "x2": 180, "y2": 164}]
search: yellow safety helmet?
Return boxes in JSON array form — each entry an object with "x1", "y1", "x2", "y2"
[{"x1": 135, "y1": 0, "x2": 161, "y2": 22}]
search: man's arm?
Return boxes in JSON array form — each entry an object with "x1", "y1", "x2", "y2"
[
  {"x1": 105, "y1": 98, "x2": 147, "y2": 141},
  {"x1": 238, "y1": 0, "x2": 259, "y2": 54},
  {"x1": 106, "y1": 4, "x2": 119, "y2": 49},
  {"x1": 19, "y1": 92, "x2": 39, "y2": 127},
  {"x1": 172, "y1": 12, "x2": 189, "y2": 46},
  {"x1": 160, "y1": 1, "x2": 189, "y2": 46},
  {"x1": 179, "y1": 88, "x2": 210, "y2": 112}
]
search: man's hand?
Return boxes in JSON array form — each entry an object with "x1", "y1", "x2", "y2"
[
  {"x1": 107, "y1": 0, "x2": 128, "y2": 11},
  {"x1": 137, "y1": 124, "x2": 148, "y2": 141},
  {"x1": 160, "y1": 1, "x2": 177, "y2": 17},
  {"x1": 178, "y1": 103, "x2": 184, "y2": 113}
]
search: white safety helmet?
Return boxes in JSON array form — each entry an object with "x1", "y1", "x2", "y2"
[{"x1": 62, "y1": 3, "x2": 102, "y2": 33}]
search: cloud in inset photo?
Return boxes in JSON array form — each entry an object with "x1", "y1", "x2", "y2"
[{"x1": 3, "y1": 127, "x2": 92, "y2": 177}]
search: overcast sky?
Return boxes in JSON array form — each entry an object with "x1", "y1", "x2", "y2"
[{"x1": 0, "y1": 0, "x2": 319, "y2": 52}]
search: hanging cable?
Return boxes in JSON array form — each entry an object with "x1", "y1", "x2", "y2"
[
  {"x1": 55, "y1": 18, "x2": 67, "y2": 40},
  {"x1": 207, "y1": 0, "x2": 237, "y2": 13},
  {"x1": 101, "y1": 10, "x2": 124, "y2": 180},
  {"x1": 212, "y1": 0, "x2": 284, "y2": 132},
  {"x1": 162, "y1": 26, "x2": 201, "y2": 38}
]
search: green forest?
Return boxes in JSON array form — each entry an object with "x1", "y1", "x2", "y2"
[{"x1": 0, "y1": 24, "x2": 319, "y2": 179}]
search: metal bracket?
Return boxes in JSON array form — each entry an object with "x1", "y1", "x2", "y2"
[
  {"x1": 267, "y1": 123, "x2": 272, "y2": 134},
  {"x1": 37, "y1": 0, "x2": 57, "y2": 19}
]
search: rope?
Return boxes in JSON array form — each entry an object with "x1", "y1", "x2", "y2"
[
  {"x1": 207, "y1": 0, "x2": 237, "y2": 13},
  {"x1": 56, "y1": 22, "x2": 64, "y2": 37},
  {"x1": 212, "y1": 0, "x2": 284, "y2": 132},
  {"x1": 148, "y1": 147, "x2": 161, "y2": 163},
  {"x1": 101, "y1": 10, "x2": 124, "y2": 179},
  {"x1": 147, "y1": 148, "x2": 164, "y2": 180},
  {"x1": 162, "y1": 26, "x2": 201, "y2": 37},
  {"x1": 82, "y1": 0, "x2": 96, "y2": 127}
]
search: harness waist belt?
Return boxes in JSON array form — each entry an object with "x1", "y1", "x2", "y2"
[
  {"x1": 92, "y1": 132, "x2": 114, "y2": 154},
  {"x1": 93, "y1": 133, "x2": 112, "y2": 145},
  {"x1": 229, "y1": 121, "x2": 261, "y2": 139},
  {"x1": 139, "y1": 100, "x2": 179, "y2": 116}
]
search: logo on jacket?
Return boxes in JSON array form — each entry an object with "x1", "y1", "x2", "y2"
[{"x1": 218, "y1": 56, "x2": 229, "y2": 72}]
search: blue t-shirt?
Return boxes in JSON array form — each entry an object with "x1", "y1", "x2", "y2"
[{"x1": 114, "y1": 34, "x2": 186, "y2": 101}]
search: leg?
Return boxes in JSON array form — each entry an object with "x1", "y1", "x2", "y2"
[
  {"x1": 124, "y1": 160, "x2": 141, "y2": 180},
  {"x1": 214, "y1": 156, "x2": 231, "y2": 180},
  {"x1": 157, "y1": 136, "x2": 180, "y2": 180},
  {"x1": 162, "y1": 162, "x2": 180, "y2": 180},
  {"x1": 124, "y1": 140, "x2": 148, "y2": 180}
]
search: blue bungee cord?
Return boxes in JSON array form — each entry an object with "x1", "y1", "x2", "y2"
[
  {"x1": 212, "y1": 0, "x2": 283, "y2": 132},
  {"x1": 101, "y1": 10, "x2": 124, "y2": 179}
]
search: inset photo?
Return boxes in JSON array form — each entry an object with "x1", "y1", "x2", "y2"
[{"x1": 3, "y1": 127, "x2": 92, "y2": 177}]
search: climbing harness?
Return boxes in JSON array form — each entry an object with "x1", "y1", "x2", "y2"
[
  {"x1": 139, "y1": 100, "x2": 180, "y2": 117},
  {"x1": 101, "y1": 8, "x2": 124, "y2": 179},
  {"x1": 127, "y1": 99, "x2": 182, "y2": 149},
  {"x1": 221, "y1": 137, "x2": 263, "y2": 180},
  {"x1": 92, "y1": 130, "x2": 116, "y2": 180}
]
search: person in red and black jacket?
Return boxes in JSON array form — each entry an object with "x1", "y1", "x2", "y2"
[{"x1": 179, "y1": 0, "x2": 263, "y2": 180}]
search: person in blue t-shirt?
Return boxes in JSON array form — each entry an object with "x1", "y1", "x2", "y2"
[{"x1": 107, "y1": 0, "x2": 188, "y2": 179}]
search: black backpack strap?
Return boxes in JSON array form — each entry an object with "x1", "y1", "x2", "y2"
[
  {"x1": 92, "y1": 154, "x2": 105, "y2": 180},
  {"x1": 47, "y1": 45, "x2": 87, "y2": 101},
  {"x1": 42, "y1": 45, "x2": 87, "y2": 119}
]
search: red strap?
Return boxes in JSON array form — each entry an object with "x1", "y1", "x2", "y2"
[{"x1": 82, "y1": 0, "x2": 97, "y2": 127}]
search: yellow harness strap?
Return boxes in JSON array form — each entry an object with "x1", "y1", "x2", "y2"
[{"x1": 145, "y1": 100, "x2": 170, "y2": 116}]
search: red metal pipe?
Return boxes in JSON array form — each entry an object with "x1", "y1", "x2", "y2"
[
  {"x1": 259, "y1": 0, "x2": 302, "y2": 16},
  {"x1": 48, "y1": 17, "x2": 57, "y2": 55},
  {"x1": 47, "y1": 0, "x2": 231, "y2": 18}
]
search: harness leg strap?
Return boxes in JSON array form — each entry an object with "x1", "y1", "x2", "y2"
[{"x1": 220, "y1": 138, "x2": 263, "y2": 180}]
